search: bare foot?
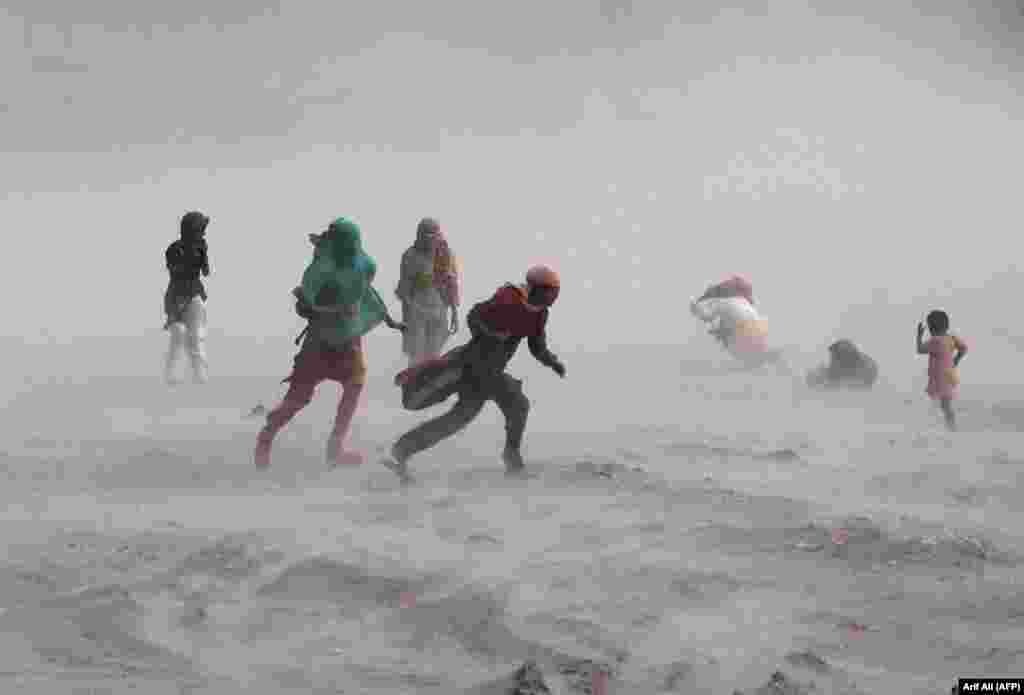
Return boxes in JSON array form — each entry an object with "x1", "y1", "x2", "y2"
[
  {"x1": 326, "y1": 436, "x2": 364, "y2": 467},
  {"x1": 380, "y1": 456, "x2": 413, "y2": 484},
  {"x1": 329, "y1": 450, "x2": 365, "y2": 467},
  {"x1": 254, "y1": 439, "x2": 271, "y2": 468}
]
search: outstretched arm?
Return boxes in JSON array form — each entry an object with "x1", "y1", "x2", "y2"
[{"x1": 528, "y1": 330, "x2": 565, "y2": 376}]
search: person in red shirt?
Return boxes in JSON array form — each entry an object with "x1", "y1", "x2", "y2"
[{"x1": 381, "y1": 265, "x2": 566, "y2": 482}]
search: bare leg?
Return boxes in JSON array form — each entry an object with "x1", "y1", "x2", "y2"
[
  {"x1": 255, "y1": 379, "x2": 317, "y2": 468},
  {"x1": 327, "y1": 381, "x2": 365, "y2": 466},
  {"x1": 940, "y1": 398, "x2": 956, "y2": 431}
]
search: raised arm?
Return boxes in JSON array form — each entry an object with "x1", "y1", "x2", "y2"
[{"x1": 916, "y1": 323, "x2": 930, "y2": 355}]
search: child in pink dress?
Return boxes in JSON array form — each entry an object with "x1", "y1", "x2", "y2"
[{"x1": 916, "y1": 310, "x2": 968, "y2": 431}]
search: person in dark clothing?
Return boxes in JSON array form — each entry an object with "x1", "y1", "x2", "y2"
[
  {"x1": 164, "y1": 211, "x2": 210, "y2": 327},
  {"x1": 163, "y1": 211, "x2": 211, "y2": 384},
  {"x1": 380, "y1": 265, "x2": 566, "y2": 483},
  {"x1": 806, "y1": 339, "x2": 878, "y2": 390}
]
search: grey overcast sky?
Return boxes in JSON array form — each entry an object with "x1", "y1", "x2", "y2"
[{"x1": 2, "y1": 1, "x2": 1022, "y2": 358}]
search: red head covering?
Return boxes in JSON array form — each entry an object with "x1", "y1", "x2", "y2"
[
  {"x1": 414, "y1": 218, "x2": 461, "y2": 307},
  {"x1": 717, "y1": 275, "x2": 754, "y2": 304},
  {"x1": 700, "y1": 275, "x2": 754, "y2": 304}
]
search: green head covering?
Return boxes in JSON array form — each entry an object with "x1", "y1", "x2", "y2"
[{"x1": 301, "y1": 217, "x2": 387, "y2": 346}]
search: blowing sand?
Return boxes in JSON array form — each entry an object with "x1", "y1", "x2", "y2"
[{"x1": 1, "y1": 344, "x2": 1022, "y2": 694}]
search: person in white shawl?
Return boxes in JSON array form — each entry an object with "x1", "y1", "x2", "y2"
[
  {"x1": 690, "y1": 275, "x2": 773, "y2": 365},
  {"x1": 396, "y1": 218, "x2": 461, "y2": 367}
]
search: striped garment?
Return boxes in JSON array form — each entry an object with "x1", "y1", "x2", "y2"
[{"x1": 432, "y1": 235, "x2": 460, "y2": 307}]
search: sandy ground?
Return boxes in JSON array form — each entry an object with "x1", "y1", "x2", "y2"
[{"x1": 1, "y1": 344, "x2": 1023, "y2": 694}]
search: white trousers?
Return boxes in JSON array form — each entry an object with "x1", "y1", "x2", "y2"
[
  {"x1": 402, "y1": 303, "x2": 450, "y2": 365},
  {"x1": 164, "y1": 297, "x2": 208, "y2": 384}
]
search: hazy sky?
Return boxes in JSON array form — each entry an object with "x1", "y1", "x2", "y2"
[{"x1": 2, "y1": 1, "x2": 1022, "y2": 360}]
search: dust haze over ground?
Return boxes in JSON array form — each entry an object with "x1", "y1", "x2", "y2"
[{"x1": 2, "y1": 1, "x2": 1023, "y2": 693}]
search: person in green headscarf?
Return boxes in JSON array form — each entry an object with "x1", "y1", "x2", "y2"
[{"x1": 254, "y1": 217, "x2": 403, "y2": 469}]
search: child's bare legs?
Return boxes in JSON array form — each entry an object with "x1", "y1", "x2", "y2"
[
  {"x1": 940, "y1": 397, "x2": 956, "y2": 431},
  {"x1": 327, "y1": 381, "x2": 365, "y2": 466}
]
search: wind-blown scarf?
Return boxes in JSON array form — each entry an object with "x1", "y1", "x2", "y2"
[
  {"x1": 432, "y1": 234, "x2": 460, "y2": 307},
  {"x1": 405, "y1": 220, "x2": 460, "y2": 307},
  {"x1": 300, "y1": 217, "x2": 387, "y2": 346}
]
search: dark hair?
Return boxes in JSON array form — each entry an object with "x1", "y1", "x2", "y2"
[
  {"x1": 926, "y1": 310, "x2": 949, "y2": 334},
  {"x1": 180, "y1": 211, "x2": 209, "y2": 240},
  {"x1": 417, "y1": 218, "x2": 440, "y2": 236},
  {"x1": 829, "y1": 339, "x2": 857, "y2": 357}
]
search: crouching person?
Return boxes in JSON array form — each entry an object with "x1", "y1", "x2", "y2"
[{"x1": 806, "y1": 339, "x2": 878, "y2": 390}]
